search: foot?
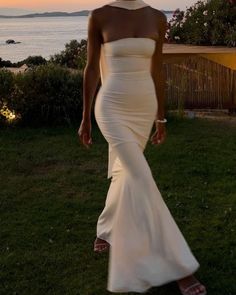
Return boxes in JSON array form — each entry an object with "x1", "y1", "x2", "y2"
[
  {"x1": 176, "y1": 275, "x2": 207, "y2": 295},
  {"x1": 94, "y1": 237, "x2": 110, "y2": 253}
]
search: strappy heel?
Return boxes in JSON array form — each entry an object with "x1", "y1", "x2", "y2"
[{"x1": 179, "y1": 281, "x2": 207, "y2": 295}]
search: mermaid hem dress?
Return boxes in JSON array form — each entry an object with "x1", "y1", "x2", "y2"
[{"x1": 94, "y1": 1, "x2": 200, "y2": 293}]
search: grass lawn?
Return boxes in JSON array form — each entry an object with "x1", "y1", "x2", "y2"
[{"x1": 0, "y1": 116, "x2": 235, "y2": 295}]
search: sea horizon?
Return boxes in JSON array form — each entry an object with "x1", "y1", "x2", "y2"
[{"x1": 0, "y1": 13, "x2": 173, "y2": 64}]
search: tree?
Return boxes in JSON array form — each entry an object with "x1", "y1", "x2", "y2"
[{"x1": 49, "y1": 39, "x2": 87, "y2": 70}]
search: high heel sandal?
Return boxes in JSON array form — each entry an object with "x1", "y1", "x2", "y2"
[
  {"x1": 179, "y1": 281, "x2": 207, "y2": 295},
  {"x1": 94, "y1": 237, "x2": 110, "y2": 253}
]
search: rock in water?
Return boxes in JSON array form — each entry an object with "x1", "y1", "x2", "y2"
[
  {"x1": 6, "y1": 39, "x2": 15, "y2": 44},
  {"x1": 6, "y1": 39, "x2": 21, "y2": 44}
]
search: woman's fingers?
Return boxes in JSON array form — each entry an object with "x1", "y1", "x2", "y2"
[
  {"x1": 150, "y1": 130, "x2": 166, "y2": 145},
  {"x1": 78, "y1": 129, "x2": 92, "y2": 149},
  {"x1": 82, "y1": 132, "x2": 92, "y2": 148}
]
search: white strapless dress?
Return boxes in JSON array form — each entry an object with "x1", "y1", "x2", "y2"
[{"x1": 94, "y1": 37, "x2": 200, "y2": 293}]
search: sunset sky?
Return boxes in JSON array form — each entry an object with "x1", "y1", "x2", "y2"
[{"x1": 0, "y1": 0, "x2": 198, "y2": 12}]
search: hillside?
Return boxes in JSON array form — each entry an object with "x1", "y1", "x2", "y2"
[
  {"x1": 0, "y1": 10, "x2": 90, "y2": 18},
  {"x1": 0, "y1": 9, "x2": 173, "y2": 18}
]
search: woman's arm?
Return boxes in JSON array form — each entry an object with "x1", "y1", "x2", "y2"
[
  {"x1": 150, "y1": 12, "x2": 167, "y2": 121},
  {"x1": 78, "y1": 10, "x2": 102, "y2": 148},
  {"x1": 82, "y1": 10, "x2": 103, "y2": 121},
  {"x1": 150, "y1": 12, "x2": 168, "y2": 146}
]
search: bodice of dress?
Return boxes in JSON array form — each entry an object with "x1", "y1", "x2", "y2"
[
  {"x1": 99, "y1": 0, "x2": 153, "y2": 83},
  {"x1": 100, "y1": 38, "x2": 156, "y2": 83},
  {"x1": 97, "y1": 37, "x2": 157, "y2": 180}
]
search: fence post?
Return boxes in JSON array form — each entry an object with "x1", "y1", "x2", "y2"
[{"x1": 231, "y1": 70, "x2": 236, "y2": 112}]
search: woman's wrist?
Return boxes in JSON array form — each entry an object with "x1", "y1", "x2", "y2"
[{"x1": 82, "y1": 111, "x2": 91, "y2": 121}]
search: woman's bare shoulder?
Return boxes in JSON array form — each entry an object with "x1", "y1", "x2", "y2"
[
  {"x1": 88, "y1": 5, "x2": 111, "y2": 25},
  {"x1": 89, "y1": 5, "x2": 167, "y2": 26},
  {"x1": 150, "y1": 8, "x2": 167, "y2": 23},
  {"x1": 88, "y1": 5, "x2": 110, "y2": 17}
]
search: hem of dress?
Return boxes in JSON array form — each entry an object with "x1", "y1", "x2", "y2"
[{"x1": 107, "y1": 263, "x2": 200, "y2": 293}]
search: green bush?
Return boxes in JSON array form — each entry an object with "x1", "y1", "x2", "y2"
[
  {"x1": 18, "y1": 55, "x2": 47, "y2": 67},
  {"x1": 0, "y1": 69, "x2": 14, "y2": 106},
  {"x1": 0, "y1": 57, "x2": 13, "y2": 68},
  {"x1": 167, "y1": 0, "x2": 236, "y2": 47},
  {"x1": 0, "y1": 38, "x2": 92, "y2": 127},
  {"x1": 0, "y1": 64, "x2": 84, "y2": 127},
  {"x1": 0, "y1": 39, "x2": 87, "y2": 69},
  {"x1": 49, "y1": 39, "x2": 87, "y2": 70},
  {"x1": 0, "y1": 69, "x2": 15, "y2": 124}
]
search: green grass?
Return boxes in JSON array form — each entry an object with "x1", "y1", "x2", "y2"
[{"x1": 0, "y1": 117, "x2": 235, "y2": 295}]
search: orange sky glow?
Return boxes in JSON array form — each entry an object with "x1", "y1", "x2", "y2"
[{"x1": 0, "y1": 0, "x2": 198, "y2": 11}]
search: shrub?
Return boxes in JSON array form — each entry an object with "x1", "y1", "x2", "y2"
[
  {"x1": 0, "y1": 64, "x2": 84, "y2": 127},
  {"x1": 49, "y1": 39, "x2": 87, "y2": 70},
  {"x1": 0, "y1": 69, "x2": 14, "y2": 105},
  {"x1": 0, "y1": 57, "x2": 13, "y2": 68},
  {"x1": 167, "y1": 0, "x2": 236, "y2": 47},
  {"x1": 0, "y1": 69, "x2": 18, "y2": 125},
  {"x1": 17, "y1": 56, "x2": 47, "y2": 67}
]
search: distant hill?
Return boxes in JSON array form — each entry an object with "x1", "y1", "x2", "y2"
[
  {"x1": 0, "y1": 9, "x2": 173, "y2": 18},
  {"x1": 0, "y1": 7, "x2": 35, "y2": 16},
  {"x1": 0, "y1": 10, "x2": 90, "y2": 18}
]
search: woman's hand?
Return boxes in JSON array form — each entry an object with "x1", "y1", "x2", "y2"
[
  {"x1": 78, "y1": 118, "x2": 92, "y2": 149},
  {"x1": 150, "y1": 122, "x2": 167, "y2": 145}
]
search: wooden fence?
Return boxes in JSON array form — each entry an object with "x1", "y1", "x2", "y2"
[{"x1": 163, "y1": 44, "x2": 236, "y2": 111}]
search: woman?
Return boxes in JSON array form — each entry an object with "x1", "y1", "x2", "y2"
[{"x1": 78, "y1": 0, "x2": 207, "y2": 294}]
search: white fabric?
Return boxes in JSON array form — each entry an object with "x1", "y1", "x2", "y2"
[
  {"x1": 107, "y1": 0, "x2": 149, "y2": 10},
  {"x1": 94, "y1": 37, "x2": 200, "y2": 293},
  {"x1": 99, "y1": 0, "x2": 150, "y2": 179}
]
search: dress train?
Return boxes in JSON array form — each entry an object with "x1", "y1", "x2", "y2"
[{"x1": 96, "y1": 141, "x2": 200, "y2": 293}]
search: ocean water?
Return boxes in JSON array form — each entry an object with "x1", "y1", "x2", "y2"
[{"x1": 0, "y1": 14, "x2": 172, "y2": 63}]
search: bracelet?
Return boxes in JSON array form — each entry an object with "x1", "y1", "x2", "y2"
[{"x1": 155, "y1": 118, "x2": 167, "y2": 123}]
